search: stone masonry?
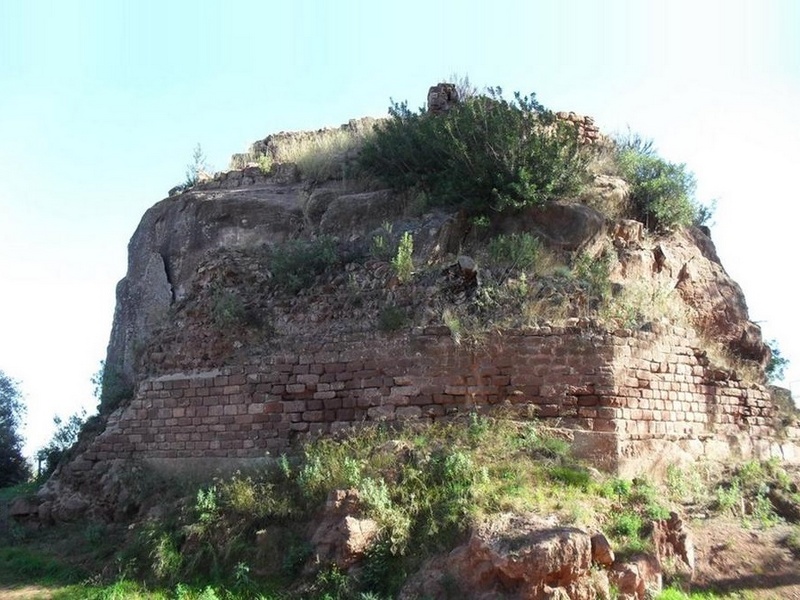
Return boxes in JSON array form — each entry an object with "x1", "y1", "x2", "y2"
[{"x1": 69, "y1": 321, "x2": 796, "y2": 482}]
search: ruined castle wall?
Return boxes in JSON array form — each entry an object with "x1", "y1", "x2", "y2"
[{"x1": 70, "y1": 323, "x2": 797, "y2": 481}]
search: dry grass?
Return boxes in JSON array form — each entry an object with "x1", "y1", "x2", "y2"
[
  {"x1": 699, "y1": 337, "x2": 764, "y2": 383},
  {"x1": 267, "y1": 125, "x2": 375, "y2": 182},
  {"x1": 599, "y1": 280, "x2": 691, "y2": 330}
]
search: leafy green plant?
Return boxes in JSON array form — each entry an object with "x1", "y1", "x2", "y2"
[
  {"x1": 359, "y1": 87, "x2": 589, "y2": 216},
  {"x1": 765, "y1": 338, "x2": 789, "y2": 383},
  {"x1": 487, "y1": 232, "x2": 541, "y2": 271},
  {"x1": 257, "y1": 153, "x2": 272, "y2": 175},
  {"x1": 609, "y1": 510, "x2": 644, "y2": 538},
  {"x1": 391, "y1": 232, "x2": 414, "y2": 283},
  {"x1": 378, "y1": 305, "x2": 408, "y2": 332},
  {"x1": 572, "y1": 251, "x2": 612, "y2": 303},
  {"x1": 615, "y1": 133, "x2": 699, "y2": 231},
  {"x1": 269, "y1": 236, "x2": 340, "y2": 293}
]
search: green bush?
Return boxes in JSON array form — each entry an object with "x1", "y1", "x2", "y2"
[
  {"x1": 359, "y1": 87, "x2": 589, "y2": 215},
  {"x1": 487, "y1": 232, "x2": 541, "y2": 270},
  {"x1": 391, "y1": 232, "x2": 414, "y2": 282},
  {"x1": 615, "y1": 134, "x2": 698, "y2": 231},
  {"x1": 378, "y1": 305, "x2": 408, "y2": 332},
  {"x1": 92, "y1": 360, "x2": 134, "y2": 414},
  {"x1": 269, "y1": 236, "x2": 340, "y2": 293}
]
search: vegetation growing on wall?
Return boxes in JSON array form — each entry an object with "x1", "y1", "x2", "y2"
[
  {"x1": 613, "y1": 133, "x2": 708, "y2": 231},
  {"x1": 358, "y1": 87, "x2": 590, "y2": 215}
]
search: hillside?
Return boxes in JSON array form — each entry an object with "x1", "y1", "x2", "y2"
[{"x1": 4, "y1": 83, "x2": 800, "y2": 599}]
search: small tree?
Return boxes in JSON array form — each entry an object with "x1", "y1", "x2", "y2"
[
  {"x1": 766, "y1": 339, "x2": 789, "y2": 383},
  {"x1": 359, "y1": 86, "x2": 589, "y2": 216},
  {"x1": 184, "y1": 143, "x2": 209, "y2": 188},
  {"x1": 0, "y1": 370, "x2": 31, "y2": 486},
  {"x1": 614, "y1": 133, "x2": 699, "y2": 231},
  {"x1": 37, "y1": 410, "x2": 87, "y2": 478}
]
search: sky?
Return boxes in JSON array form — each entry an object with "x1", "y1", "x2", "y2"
[{"x1": 1, "y1": 0, "x2": 798, "y2": 459}]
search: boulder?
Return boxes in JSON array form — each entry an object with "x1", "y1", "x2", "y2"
[
  {"x1": 401, "y1": 513, "x2": 605, "y2": 600},
  {"x1": 610, "y1": 554, "x2": 662, "y2": 600},
  {"x1": 309, "y1": 489, "x2": 379, "y2": 569},
  {"x1": 318, "y1": 190, "x2": 403, "y2": 236},
  {"x1": 427, "y1": 83, "x2": 460, "y2": 115},
  {"x1": 8, "y1": 496, "x2": 39, "y2": 519},
  {"x1": 651, "y1": 512, "x2": 695, "y2": 576},
  {"x1": 590, "y1": 532, "x2": 615, "y2": 566}
]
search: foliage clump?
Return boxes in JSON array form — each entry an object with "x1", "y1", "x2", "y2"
[
  {"x1": 613, "y1": 133, "x2": 705, "y2": 231},
  {"x1": 0, "y1": 370, "x2": 30, "y2": 486},
  {"x1": 268, "y1": 236, "x2": 340, "y2": 293},
  {"x1": 359, "y1": 87, "x2": 590, "y2": 215}
]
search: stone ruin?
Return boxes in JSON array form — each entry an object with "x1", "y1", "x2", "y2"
[
  {"x1": 29, "y1": 86, "x2": 799, "y2": 527},
  {"x1": 427, "y1": 82, "x2": 460, "y2": 114}
]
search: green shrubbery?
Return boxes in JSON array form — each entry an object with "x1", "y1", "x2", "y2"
[
  {"x1": 359, "y1": 87, "x2": 590, "y2": 215},
  {"x1": 487, "y1": 232, "x2": 541, "y2": 271},
  {"x1": 268, "y1": 236, "x2": 340, "y2": 293},
  {"x1": 614, "y1": 134, "x2": 705, "y2": 231}
]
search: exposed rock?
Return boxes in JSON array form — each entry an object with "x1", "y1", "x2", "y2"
[
  {"x1": 651, "y1": 512, "x2": 695, "y2": 578},
  {"x1": 318, "y1": 189, "x2": 403, "y2": 236},
  {"x1": 8, "y1": 496, "x2": 39, "y2": 520},
  {"x1": 590, "y1": 532, "x2": 615, "y2": 566},
  {"x1": 516, "y1": 201, "x2": 606, "y2": 252},
  {"x1": 611, "y1": 220, "x2": 644, "y2": 249},
  {"x1": 609, "y1": 227, "x2": 768, "y2": 366},
  {"x1": 400, "y1": 513, "x2": 607, "y2": 600},
  {"x1": 610, "y1": 554, "x2": 662, "y2": 600},
  {"x1": 427, "y1": 83, "x2": 460, "y2": 115},
  {"x1": 309, "y1": 489, "x2": 379, "y2": 569}
]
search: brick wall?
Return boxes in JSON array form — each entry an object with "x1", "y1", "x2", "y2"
[{"x1": 73, "y1": 321, "x2": 797, "y2": 478}]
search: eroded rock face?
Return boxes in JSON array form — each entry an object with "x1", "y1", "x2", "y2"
[
  {"x1": 651, "y1": 512, "x2": 695, "y2": 577},
  {"x1": 400, "y1": 513, "x2": 610, "y2": 600},
  {"x1": 428, "y1": 83, "x2": 460, "y2": 115},
  {"x1": 308, "y1": 489, "x2": 379, "y2": 570},
  {"x1": 611, "y1": 226, "x2": 767, "y2": 365}
]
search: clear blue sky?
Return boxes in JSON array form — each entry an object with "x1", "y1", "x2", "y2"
[{"x1": 1, "y1": 0, "x2": 799, "y2": 457}]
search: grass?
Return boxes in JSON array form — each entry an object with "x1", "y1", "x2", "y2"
[
  {"x1": 4, "y1": 434, "x2": 795, "y2": 599},
  {"x1": 264, "y1": 125, "x2": 374, "y2": 183}
]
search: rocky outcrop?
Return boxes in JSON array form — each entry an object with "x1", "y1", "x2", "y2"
[
  {"x1": 309, "y1": 489, "x2": 379, "y2": 570},
  {"x1": 400, "y1": 513, "x2": 666, "y2": 600},
  {"x1": 610, "y1": 225, "x2": 768, "y2": 365},
  {"x1": 427, "y1": 83, "x2": 460, "y2": 115}
]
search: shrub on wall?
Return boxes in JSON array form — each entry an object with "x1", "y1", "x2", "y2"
[
  {"x1": 92, "y1": 360, "x2": 134, "y2": 414},
  {"x1": 268, "y1": 237, "x2": 340, "y2": 293},
  {"x1": 358, "y1": 87, "x2": 590, "y2": 215},
  {"x1": 614, "y1": 134, "x2": 701, "y2": 231}
]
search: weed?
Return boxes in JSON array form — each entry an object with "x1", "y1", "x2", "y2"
[
  {"x1": 269, "y1": 236, "x2": 340, "y2": 293},
  {"x1": 785, "y1": 526, "x2": 800, "y2": 557},
  {"x1": 210, "y1": 287, "x2": 246, "y2": 327},
  {"x1": 269, "y1": 125, "x2": 373, "y2": 183},
  {"x1": 487, "y1": 232, "x2": 541, "y2": 271},
  {"x1": 378, "y1": 305, "x2": 408, "y2": 332},
  {"x1": 391, "y1": 232, "x2": 414, "y2": 283},
  {"x1": 151, "y1": 532, "x2": 183, "y2": 580},
  {"x1": 572, "y1": 250, "x2": 612, "y2": 303},
  {"x1": 257, "y1": 153, "x2": 273, "y2": 175},
  {"x1": 370, "y1": 221, "x2": 394, "y2": 261}
]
